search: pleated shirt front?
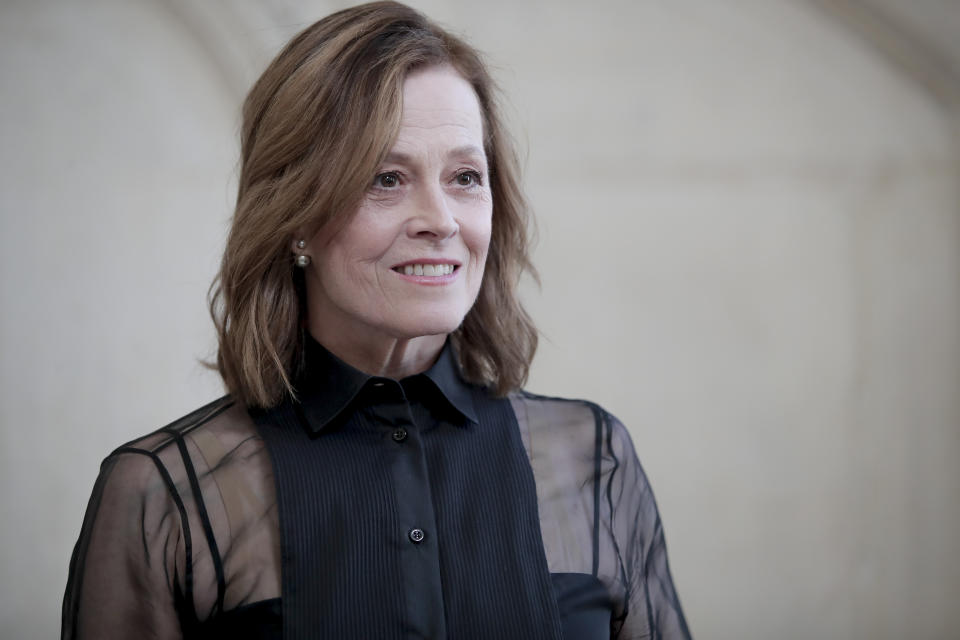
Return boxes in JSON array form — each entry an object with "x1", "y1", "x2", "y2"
[{"x1": 253, "y1": 339, "x2": 563, "y2": 639}]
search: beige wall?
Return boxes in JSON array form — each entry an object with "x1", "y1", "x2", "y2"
[{"x1": 1, "y1": 1, "x2": 958, "y2": 638}]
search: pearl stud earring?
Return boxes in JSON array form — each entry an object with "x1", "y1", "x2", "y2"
[{"x1": 295, "y1": 239, "x2": 310, "y2": 267}]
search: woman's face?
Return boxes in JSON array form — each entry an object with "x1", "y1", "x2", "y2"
[{"x1": 300, "y1": 65, "x2": 492, "y2": 345}]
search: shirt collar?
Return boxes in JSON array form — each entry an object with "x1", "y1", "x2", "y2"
[
  {"x1": 421, "y1": 340, "x2": 479, "y2": 425},
  {"x1": 295, "y1": 336, "x2": 478, "y2": 433}
]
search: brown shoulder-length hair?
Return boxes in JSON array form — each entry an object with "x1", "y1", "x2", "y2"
[{"x1": 209, "y1": 1, "x2": 538, "y2": 408}]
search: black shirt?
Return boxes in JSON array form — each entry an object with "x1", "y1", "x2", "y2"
[{"x1": 62, "y1": 339, "x2": 691, "y2": 639}]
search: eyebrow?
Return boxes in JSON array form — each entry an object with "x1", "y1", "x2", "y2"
[{"x1": 383, "y1": 145, "x2": 487, "y2": 165}]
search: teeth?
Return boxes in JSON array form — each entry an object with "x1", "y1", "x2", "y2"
[{"x1": 398, "y1": 264, "x2": 455, "y2": 276}]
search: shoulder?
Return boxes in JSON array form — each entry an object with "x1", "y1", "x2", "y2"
[
  {"x1": 507, "y1": 389, "x2": 631, "y2": 443},
  {"x1": 110, "y1": 396, "x2": 252, "y2": 456},
  {"x1": 507, "y1": 389, "x2": 639, "y2": 469},
  {"x1": 67, "y1": 397, "x2": 273, "y2": 634},
  {"x1": 83, "y1": 397, "x2": 275, "y2": 586},
  {"x1": 96, "y1": 396, "x2": 267, "y2": 514}
]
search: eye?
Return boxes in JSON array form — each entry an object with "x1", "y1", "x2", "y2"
[
  {"x1": 455, "y1": 170, "x2": 482, "y2": 187},
  {"x1": 373, "y1": 172, "x2": 401, "y2": 189}
]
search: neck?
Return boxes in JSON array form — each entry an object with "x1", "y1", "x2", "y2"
[{"x1": 308, "y1": 324, "x2": 447, "y2": 380}]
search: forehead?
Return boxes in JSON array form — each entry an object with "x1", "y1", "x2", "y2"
[{"x1": 392, "y1": 65, "x2": 485, "y2": 153}]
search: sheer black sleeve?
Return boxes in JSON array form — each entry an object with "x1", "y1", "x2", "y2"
[
  {"x1": 61, "y1": 398, "x2": 281, "y2": 639},
  {"x1": 62, "y1": 448, "x2": 185, "y2": 639},
  {"x1": 603, "y1": 409, "x2": 691, "y2": 639},
  {"x1": 510, "y1": 392, "x2": 692, "y2": 640}
]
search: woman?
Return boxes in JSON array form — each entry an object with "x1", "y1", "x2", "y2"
[{"x1": 62, "y1": 2, "x2": 691, "y2": 638}]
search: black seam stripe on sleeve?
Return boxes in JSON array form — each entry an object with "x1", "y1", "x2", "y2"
[
  {"x1": 166, "y1": 432, "x2": 228, "y2": 618},
  {"x1": 113, "y1": 447, "x2": 199, "y2": 625},
  {"x1": 602, "y1": 410, "x2": 631, "y2": 635},
  {"x1": 591, "y1": 404, "x2": 603, "y2": 578},
  {"x1": 64, "y1": 456, "x2": 115, "y2": 636}
]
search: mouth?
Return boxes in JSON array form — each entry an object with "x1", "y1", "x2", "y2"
[{"x1": 391, "y1": 262, "x2": 460, "y2": 277}]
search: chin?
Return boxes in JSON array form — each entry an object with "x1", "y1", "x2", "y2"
[{"x1": 389, "y1": 308, "x2": 468, "y2": 339}]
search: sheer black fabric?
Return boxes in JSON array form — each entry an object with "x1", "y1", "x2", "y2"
[{"x1": 62, "y1": 340, "x2": 690, "y2": 639}]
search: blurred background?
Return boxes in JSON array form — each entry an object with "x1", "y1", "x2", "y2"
[{"x1": 1, "y1": 0, "x2": 958, "y2": 638}]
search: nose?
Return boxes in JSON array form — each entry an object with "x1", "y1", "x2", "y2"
[{"x1": 408, "y1": 183, "x2": 458, "y2": 240}]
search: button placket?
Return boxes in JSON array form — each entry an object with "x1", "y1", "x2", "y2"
[{"x1": 375, "y1": 391, "x2": 446, "y2": 636}]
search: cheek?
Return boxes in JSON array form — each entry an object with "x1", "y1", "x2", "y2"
[
  {"x1": 320, "y1": 215, "x2": 398, "y2": 275},
  {"x1": 463, "y1": 208, "x2": 493, "y2": 261}
]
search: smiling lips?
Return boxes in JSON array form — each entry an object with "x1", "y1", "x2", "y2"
[
  {"x1": 393, "y1": 263, "x2": 457, "y2": 276},
  {"x1": 393, "y1": 259, "x2": 460, "y2": 279}
]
